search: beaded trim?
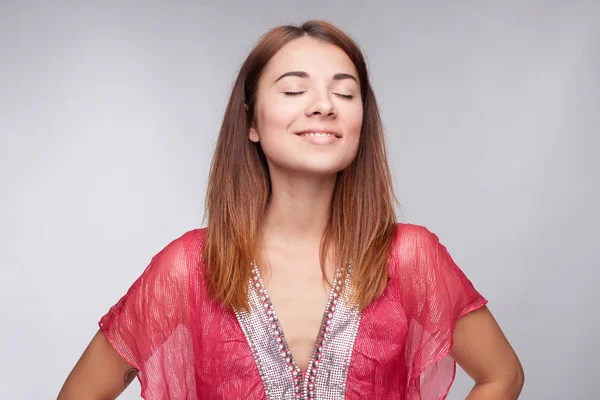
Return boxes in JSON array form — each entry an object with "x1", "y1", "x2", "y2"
[
  {"x1": 313, "y1": 271, "x2": 361, "y2": 398},
  {"x1": 234, "y1": 260, "x2": 361, "y2": 400}
]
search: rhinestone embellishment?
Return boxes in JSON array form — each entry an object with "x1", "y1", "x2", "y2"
[
  {"x1": 235, "y1": 260, "x2": 361, "y2": 400},
  {"x1": 250, "y1": 261, "x2": 341, "y2": 399}
]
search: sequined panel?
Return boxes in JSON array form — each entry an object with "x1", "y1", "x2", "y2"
[
  {"x1": 235, "y1": 260, "x2": 362, "y2": 399},
  {"x1": 314, "y1": 269, "x2": 361, "y2": 398},
  {"x1": 234, "y1": 278, "x2": 297, "y2": 399}
]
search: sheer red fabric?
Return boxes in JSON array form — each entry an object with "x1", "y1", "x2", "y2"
[{"x1": 99, "y1": 223, "x2": 488, "y2": 399}]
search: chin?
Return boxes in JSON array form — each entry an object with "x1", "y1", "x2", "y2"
[
  {"x1": 293, "y1": 161, "x2": 352, "y2": 176},
  {"x1": 267, "y1": 152, "x2": 355, "y2": 176}
]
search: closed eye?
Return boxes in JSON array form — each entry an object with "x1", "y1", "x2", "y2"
[{"x1": 284, "y1": 91, "x2": 354, "y2": 100}]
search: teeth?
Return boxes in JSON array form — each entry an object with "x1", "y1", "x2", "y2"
[{"x1": 300, "y1": 132, "x2": 335, "y2": 137}]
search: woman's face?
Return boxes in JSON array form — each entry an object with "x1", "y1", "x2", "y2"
[{"x1": 249, "y1": 36, "x2": 363, "y2": 177}]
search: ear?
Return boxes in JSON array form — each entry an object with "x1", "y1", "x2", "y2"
[
  {"x1": 249, "y1": 125, "x2": 259, "y2": 143},
  {"x1": 245, "y1": 103, "x2": 260, "y2": 143}
]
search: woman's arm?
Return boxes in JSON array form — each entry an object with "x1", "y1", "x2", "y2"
[
  {"x1": 451, "y1": 306, "x2": 525, "y2": 399},
  {"x1": 57, "y1": 329, "x2": 139, "y2": 400}
]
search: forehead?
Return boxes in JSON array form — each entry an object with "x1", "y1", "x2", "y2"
[{"x1": 261, "y1": 36, "x2": 359, "y2": 83}]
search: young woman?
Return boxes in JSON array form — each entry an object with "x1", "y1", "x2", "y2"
[{"x1": 58, "y1": 20, "x2": 524, "y2": 400}]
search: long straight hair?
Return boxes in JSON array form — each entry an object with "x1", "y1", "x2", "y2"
[{"x1": 201, "y1": 20, "x2": 400, "y2": 312}]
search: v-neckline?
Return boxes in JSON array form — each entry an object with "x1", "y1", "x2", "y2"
[{"x1": 250, "y1": 259, "x2": 341, "y2": 380}]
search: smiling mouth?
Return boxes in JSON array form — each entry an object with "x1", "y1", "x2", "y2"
[
  {"x1": 294, "y1": 131, "x2": 341, "y2": 145},
  {"x1": 294, "y1": 131, "x2": 342, "y2": 138}
]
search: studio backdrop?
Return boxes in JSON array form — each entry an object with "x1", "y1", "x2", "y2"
[{"x1": 0, "y1": 1, "x2": 598, "y2": 399}]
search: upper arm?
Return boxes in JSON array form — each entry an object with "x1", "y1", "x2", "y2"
[
  {"x1": 451, "y1": 306, "x2": 524, "y2": 387},
  {"x1": 396, "y1": 224, "x2": 504, "y2": 398},
  {"x1": 57, "y1": 329, "x2": 138, "y2": 400},
  {"x1": 58, "y1": 230, "x2": 199, "y2": 399}
]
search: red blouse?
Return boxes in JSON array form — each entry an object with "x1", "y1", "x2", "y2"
[{"x1": 99, "y1": 223, "x2": 488, "y2": 399}]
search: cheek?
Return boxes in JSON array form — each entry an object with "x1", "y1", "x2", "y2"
[
  {"x1": 343, "y1": 106, "x2": 363, "y2": 160},
  {"x1": 345, "y1": 105, "x2": 363, "y2": 137},
  {"x1": 257, "y1": 99, "x2": 297, "y2": 136}
]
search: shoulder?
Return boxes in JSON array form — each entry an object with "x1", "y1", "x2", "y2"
[
  {"x1": 138, "y1": 227, "x2": 208, "y2": 286},
  {"x1": 391, "y1": 222, "x2": 440, "y2": 256},
  {"x1": 152, "y1": 227, "x2": 207, "y2": 263},
  {"x1": 388, "y1": 222, "x2": 449, "y2": 285}
]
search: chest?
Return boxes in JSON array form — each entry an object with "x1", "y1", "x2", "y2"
[
  {"x1": 193, "y1": 264, "x2": 407, "y2": 399},
  {"x1": 194, "y1": 276, "x2": 409, "y2": 399},
  {"x1": 260, "y1": 261, "x2": 335, "y2": 372}
]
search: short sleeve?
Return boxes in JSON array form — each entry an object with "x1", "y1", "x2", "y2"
[
  {"x1": 98, "y1": 231, "x2": 198, "y2": 399},
  {"x1": 395, "y1": 224, "x2": 488, "y2": 399}
]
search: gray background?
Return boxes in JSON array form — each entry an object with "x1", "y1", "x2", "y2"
[{"x1": 1, "y1": 1, "x2": 598, "y2": 399}]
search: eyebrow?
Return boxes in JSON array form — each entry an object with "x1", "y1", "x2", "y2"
[{"x1": 274, "y1": 71, "x2": 358, "y2": 84}]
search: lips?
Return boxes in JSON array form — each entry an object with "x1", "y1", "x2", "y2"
[
  {"x1": 294, "y1": 130, "x2": 342, "y2": 138},
  {"x1": 294, "y1": 130, "x2": 340, "y2": 145}
]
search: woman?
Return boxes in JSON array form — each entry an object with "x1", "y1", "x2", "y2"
[{"x1": 58, "y1": 20, "x2": 524, "y2": 399}]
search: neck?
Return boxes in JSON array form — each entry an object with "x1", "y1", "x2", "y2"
[{"x1": 260, "y1": 169, "x2": 337, "y2": 245}]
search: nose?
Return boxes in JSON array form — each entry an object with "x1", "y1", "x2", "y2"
[{"x1": 305, "y1": 90, "x2": 336, "y2": 118}]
